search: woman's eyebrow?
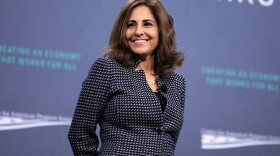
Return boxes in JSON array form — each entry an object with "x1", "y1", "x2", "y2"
[
  {"x1": 127, "y1": 20, "x2": 136, "y2": 23},
  {"x1": 143, "y1": 19, "x2": 156, "y2": 23},
  {"x1": 127, "y1": 19, "x2": 156, "y2": 23}
]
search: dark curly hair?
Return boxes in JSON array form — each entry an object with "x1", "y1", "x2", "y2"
[{"x1": 105, "y1": 0, "x2": 184, "y2": 78}]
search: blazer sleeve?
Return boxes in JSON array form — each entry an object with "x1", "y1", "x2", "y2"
[
  {"x1": 180, "y1": 76, "x2": 186, "y2": 112},
  {"x1": 68, "y1": 58, "x2": 111, "y2": 156}
]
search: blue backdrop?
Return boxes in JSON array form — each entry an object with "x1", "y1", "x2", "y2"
[{"x1": 1, "y1": 0, "x2": 279, "y2": 155}]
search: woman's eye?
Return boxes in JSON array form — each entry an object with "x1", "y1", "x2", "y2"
[
  {"x1": 144, "y1": 22, "x2": 153, "y2": 27},
  {"x1": 127, "y1": 22, "x2": 136, "y2": 28}
]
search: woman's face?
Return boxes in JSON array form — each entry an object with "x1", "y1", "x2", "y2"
[{"x1": 125, "y1": 5, "x2": 159, "y2": 59}]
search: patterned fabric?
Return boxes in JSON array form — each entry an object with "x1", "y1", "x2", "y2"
[
  {"x1": 154, "y1": 92, "x2": 167, "y2": 113},
  {"x1": 68, "y1": 58, "x2": 186, "y2": 156}
]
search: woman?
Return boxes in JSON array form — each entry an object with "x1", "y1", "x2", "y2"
[{"x1": 68, "y1": 0, "x2": 186, "y2": 155}]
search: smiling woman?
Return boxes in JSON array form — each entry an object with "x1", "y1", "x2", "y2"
[
  {"x1": 105, "y1": 0, "x2": 184, "y2": 79},
  {"x1": 68, "y1": 0, "x2": 186, "y2": 156},
  {"x1": 125, "y1": 5, "x2": 159, "y2": 59}
]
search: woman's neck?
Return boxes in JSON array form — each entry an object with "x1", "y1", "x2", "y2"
[{"x1": 136, "y1": 55, "x2": 155, "y2": 75}]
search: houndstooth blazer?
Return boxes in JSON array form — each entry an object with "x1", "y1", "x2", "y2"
[{"x1": 68, "y1": 58, "x2": 186, "y2": 156}]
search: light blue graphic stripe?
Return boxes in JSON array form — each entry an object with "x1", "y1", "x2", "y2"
[
  {"x1": 0, "y1": 121, "x2": 71, "y2": 131},
  {"x1": 202, "y1": 140, "x2": 280, "y2": 149}
]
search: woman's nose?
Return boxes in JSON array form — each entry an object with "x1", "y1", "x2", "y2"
[{"x1": 135, "y1": 25, "x2": 144, "y2": 36}]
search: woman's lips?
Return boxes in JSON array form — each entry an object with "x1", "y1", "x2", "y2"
[
  {"x1": 134, "y1": 39, "x2": 147, "y2": 43},
  {"x1": 132, "y1": 39, "x2": 148, "y2": 46}
]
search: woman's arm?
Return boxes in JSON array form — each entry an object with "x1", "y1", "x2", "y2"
[{"x1": 68, "y1": 58, "x2": 111, "y2": 156}]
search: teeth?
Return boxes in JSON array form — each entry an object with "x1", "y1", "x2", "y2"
[{"x1": 135, "y1": 40, "x2": 146, "y2": 43}]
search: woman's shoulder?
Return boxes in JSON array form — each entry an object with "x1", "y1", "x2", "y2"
[
  {"x1": 91, "y1": 57, "x2": 129, "y2": 73},
  {"x1": 94, "y1": 57, "x2": 125, "y2": 67},
  {"x1": 93, "y1": 57, "x2": 114, "y2": 65},
  {"x1": 90, "y1": 57, "x2": 116, "y2": 68},
  {"x1": 169, "y1": 72, "x2": 186, "y2": 96},
  {"x1": 170, "y1": 72, "x2": 186, "y2": 84}
]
